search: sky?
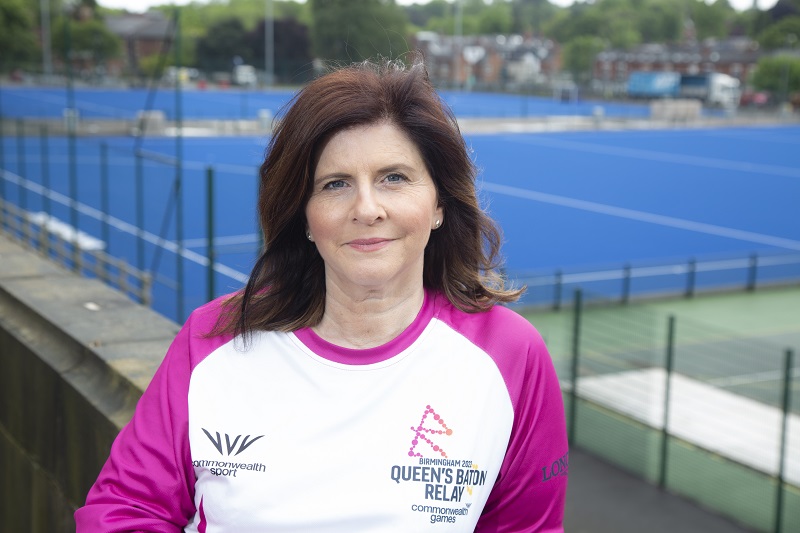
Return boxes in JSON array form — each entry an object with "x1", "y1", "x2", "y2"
[{"x1": 96, "y1": 0, "x2": 780, "y2": 15}]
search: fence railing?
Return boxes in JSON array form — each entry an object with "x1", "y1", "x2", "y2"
[
  {"x1": 0, "y1": 117, "x2": 259, "y2": 323},
  {"x1": 512, "y1": 252, "x2": 800, "y2": 310},
  {"x1": 546, "y1": 289, "x2": 798, "y2": 533},
  {"x1": 0, "y1": 195, "x2": 151, "y2": 305}
]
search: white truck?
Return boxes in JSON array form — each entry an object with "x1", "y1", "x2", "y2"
[
  {"x1": 233, "y1": 64, "x2": 257, "y2": 87},
  {"x1": 679, "y1": 73, "x2": 741, "y2": 108}
]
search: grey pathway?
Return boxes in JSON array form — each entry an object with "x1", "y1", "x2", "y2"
[{"x1": 564, "y1": 447, "x2": 757, "y2": 533}]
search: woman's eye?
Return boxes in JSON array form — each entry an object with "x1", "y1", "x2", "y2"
[
  {"x1": 323, "y1": 179, "x2": 347, "y2": 190},
  {"x1": 385, "y1": 173, "x2": 407, "y2": 183}
]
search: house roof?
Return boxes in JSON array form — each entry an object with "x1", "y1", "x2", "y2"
[{"x1": 105, "y1": 11, "x2": 172, "y2": 40}]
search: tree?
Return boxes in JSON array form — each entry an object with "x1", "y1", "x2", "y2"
[
  {"x1": 246, "y1": 17, "x2": 314, "y2": 83},
  {"x1": 638, "y1": 1, "x2": 682, "y2": 43},
  {"x1": 546, "y1": 1, "x2": 640, "y2": 49},
  {"x1": 562, "y1": 35, "x2": 605, "y2": 86},
  {"x1": 751, "y1": 54, "x2": 800, "y2": 97},
  {"x1": 404, "y1": 0, "x2": 450, "y2": 29},
  {"x1": 52, "y1": 17, "x2": 122, "y2": 68},
  {"x1": 477, "y1": 2, "x2": 513, "y2": 35},
  {"x1": 756, "y1": 16, "x2": 800, "y2": 49},
  {"x1": 511, "y1": 0, "x2": 558, "y2": 36},
  {"x1": 195, "y1": 17, "x2": 254, "y2": 72},
  {"x1": 688, "y1": 0, "x2": 734, "y2": 40},
  {"x1": 309, "y1": 0, "x2": 409, "y2": 62},
  {"x1": 0, "y1": 0, "x2": 40, "y2": 72}
]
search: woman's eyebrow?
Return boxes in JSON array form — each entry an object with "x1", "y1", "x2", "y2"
[
  {"x1": 375, "y1": 163, "x2": 416, "y2": 174},
  {"x1": 313, "y1": 171, "x2": 350, "y2": 185}
]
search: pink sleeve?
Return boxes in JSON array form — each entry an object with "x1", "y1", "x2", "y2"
[
  {"x1": 74, "y1": 315, "x2": 204, "y2": 532},
  {"x1": 469, "y1": 308, "x2": 569, "y2": 532}
]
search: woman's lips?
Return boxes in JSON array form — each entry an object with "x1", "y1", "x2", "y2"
[{"x1": 347, "y1": 238, "x2": 392, "y2": 251}]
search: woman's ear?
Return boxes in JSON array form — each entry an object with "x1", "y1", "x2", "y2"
[{"x1": 432, "y1": 206, "x2": 444, "y2": 230}]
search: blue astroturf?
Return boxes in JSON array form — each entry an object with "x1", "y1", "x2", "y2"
[{"x1": 2, "y1": 85, "x2": 799, "y2": 316}]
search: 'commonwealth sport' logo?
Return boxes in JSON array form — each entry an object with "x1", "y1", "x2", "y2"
[
  {"x1": 202, "y1": 428, "x2": 264, "y2": 456},
  {"x1": 194, "y1": 429, "x2": 267, "y2": 478}
]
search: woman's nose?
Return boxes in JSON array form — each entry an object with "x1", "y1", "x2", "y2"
[{"x1": 352, "y1": 186, "x2": 385, "y2": 225}]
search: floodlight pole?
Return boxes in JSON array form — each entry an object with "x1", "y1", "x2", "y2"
[
  {"x1": 454, "y1": 0, "x2": 463, "y2": 89},
  {"x1": 41, "y1": 0, "x2": 53, "y2": 78},
  {"x1": 265, "y1": 0, "x2": 274, "y2": 86}
]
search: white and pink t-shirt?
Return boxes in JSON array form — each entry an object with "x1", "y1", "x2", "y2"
[{"x1": 76, "y1": 290, "x2": 568, "y2": 532}]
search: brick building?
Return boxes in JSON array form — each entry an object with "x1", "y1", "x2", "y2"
[
  {"x1": 414, "y1": 32, "x2": 562, "y2": 91},
  {"x1": 592, "y1": 37, "x2": 762, "y2": 96},
  {"x1": 104, "y1": 11, "x2": 172, "y2": 78}
]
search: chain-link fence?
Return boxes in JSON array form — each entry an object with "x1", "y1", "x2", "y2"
[{"x1": 542, "y1": 289, "x2": 798, "y2": 533}]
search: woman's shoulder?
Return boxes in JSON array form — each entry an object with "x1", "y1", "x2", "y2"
[
  {"x1": 432, "y1": 293, "x2": 545, "y2": 354},
  {"x1": 182, "y1": 292, "x2": 238, "y2": 332}
]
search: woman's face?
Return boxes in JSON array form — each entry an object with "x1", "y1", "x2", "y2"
[{"x1": 305, "y1": 121, "x2": 443, "y2": 296}]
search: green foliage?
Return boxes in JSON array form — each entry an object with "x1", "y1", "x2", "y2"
[
  {"x1": 194, "y1": 18, "x2": 254, "y2": 72},
  {"x1": 421, "y1": 0, "x2": 513, "y2": 36},
  {"x1": 52, "y1": 17, "x2": 122, "y2": 63},
  {"x1": 138, "y1": 53, "x2": 168, "y2": 79},
  {"x1": 176, "y1": 0, "x2": 310, "y2": 36},
  {"x1": 405, "y1": 0, "x2": 450, "y2": 29},
  {"x1": 545, "y1": 2, "x2": 640, "y2": 48},
  {"x1": 9, "y1": 0, "x2": 800, "y2": 82},
  {"x1": 0, "y1": 0, "x2": 40, "y2": 72},
  {"x1": 637, "y1": 2, "x2": 682, "y2": 43},
  {"x1": 756, "y1": 16, "x2": 800, "y2": 49},
  {"x1": 562, "y1": 35, "x2": 605, "y2": 84},
  {"x1": 477, "y1": 2, "x2": 513, "y2": 35},
  {"x1": 309, "y1": 0, "x2": 409, "y2": 62},
  {"x1": 688, "y1": 0, "x2": 736, "y2": 40},
  {"x1": 544, "y1": 0, "x2": 742, "y2": 47},
  {"x1": 245, "y1": 18, "x2": 314, "y2": 83},
  {"x1": 751, "y1": 54, "x2": 800, "y2": 94},
  {"x1": 511, "y1": 0, "x2": 559, "y2": 36}
]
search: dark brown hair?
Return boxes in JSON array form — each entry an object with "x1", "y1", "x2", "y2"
[{"x1": 215, "y1": 53, "x2": 523, "y2": 338}]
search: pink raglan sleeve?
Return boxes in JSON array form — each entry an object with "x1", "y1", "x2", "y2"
[
  {"x1": 474, "y1": 307, "x2": 569, "y2": 533},
  {"x1": 74, "y1": 314, "x2": 203, "y2": 532}
]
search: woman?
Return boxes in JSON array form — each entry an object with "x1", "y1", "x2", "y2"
[{"x1": 76, "y1": 56, "x2": 568, "y2": 532}]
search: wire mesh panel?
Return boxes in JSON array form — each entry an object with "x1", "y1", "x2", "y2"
[
  {"x1": 556, "y1": 291, "x2": 799, "y2": 533},
  {"x1": 569, "y1": 292, "x2": 668, "y2": 482}
]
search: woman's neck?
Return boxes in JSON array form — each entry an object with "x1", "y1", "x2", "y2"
[{"x1": 312, "y1": 285, "x2": 426, "y2": 349}]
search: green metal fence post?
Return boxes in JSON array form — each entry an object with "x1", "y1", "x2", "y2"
[
  {"x1": 40, "y1": 125, "x2": 50, "y2": 217},
  {"x1": 100, "y1": 142, "x2": 110, "y2": 275},
  {"x1": 659, "y1": 315, "x2": 676, "y2": 489},
  {"x1": 685, "y1": 258, "x2": 696, "y2": 298},
  {"x1": 622, "y1": 263, "x2": 631, "y2": 304},
  {"x1": 774, "y1": 348, "x2": 795, "y2": 533},
  {"x1": 174, "y1": 6, "x2": 185, "y2": 323},
  {"x1": 39, "y1": 125, "x2": 51, "y2": 254},
  {"x1": 568, "y1": 288, "x2": 583, "y2": 445},
  {"x1": 206, "y1": 165, "x2": 215, "y2": 303},
  {"x1": 16, "y1": 119, "x2": 26, "y2": 211},
  {"x1": 554, "y1": 270, "x2": 563, "y2": 310},
  {"x1": 135, "y1": 150, "x2": 144, "y2": 272},
  {"x1": 747, "y1": 253, "x2": 758, "y2": 292}
]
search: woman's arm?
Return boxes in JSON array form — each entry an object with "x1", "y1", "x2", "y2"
[
  {"x1": 75, "y1": 324, "x2": 198, "y2": 532},
  {"x1": 476, "y1": 321, "x2": 569, "y2": 532}
]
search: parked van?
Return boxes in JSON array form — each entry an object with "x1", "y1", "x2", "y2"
[
  {"x1": 679, "y1": 73, "x2": 741, "y2": 108},
  {"x1": 233, "y1": 65, "x2": 257, "y2": 87}
]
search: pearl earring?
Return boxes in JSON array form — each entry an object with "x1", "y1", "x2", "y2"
[
  {"x1": 306, "y1": 231, "x2": 313, "y2": 241},
  {"x1": 434, "y1": 219, "x2": 441, "y2": 228}
]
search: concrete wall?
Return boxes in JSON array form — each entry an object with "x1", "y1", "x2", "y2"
[{"x1": 0, "y1": 234, "x2": 179, "y2": 532}]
